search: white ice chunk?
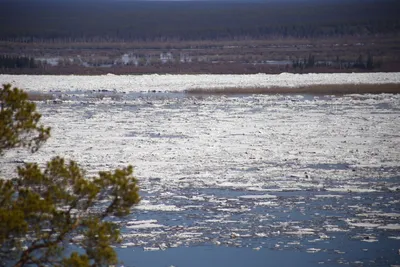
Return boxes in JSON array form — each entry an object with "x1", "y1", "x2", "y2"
[
  {"x1": 314, "y1": 194, "x2": 343, "y2": 198},
  {"x1": 378, "y1": 224, "x2": 400, "y2": 230},
  {"x1": 306, "y1": 248, "x2": 321, "y2": 253},
  {"x1": 135, "y1": 204, "x2": 183, "y2": 212},
  {"x1": 126, "y1": 220, "x2": 165, "y2": 229}
]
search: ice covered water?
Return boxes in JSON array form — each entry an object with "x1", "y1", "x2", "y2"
[
  {"x1": 1, "y1": 72, "x2": 400, "y2": 93},
  {"x1": 1, "y1": 74, "x2": 400, "y2": 266}
]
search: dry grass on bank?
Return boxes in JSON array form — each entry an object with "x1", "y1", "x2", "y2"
[
  {"x1": 27, "y1": 92, "x2": 54, "y2": 101},
  {"x1": 185, "y1": 83, "x2": 400, "y2": 95}
]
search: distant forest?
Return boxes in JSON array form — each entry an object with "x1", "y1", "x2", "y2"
[{"x1": 1, "y1": 0, "x2": 400, "y2": 42}]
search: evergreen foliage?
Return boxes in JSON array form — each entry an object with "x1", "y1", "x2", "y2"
[
  {"x1": 0, "y1": 84, "x2": 50, "y2": 155},
  {"x1": 0, "y1": 84, "x2": 140, "y2": 266}
]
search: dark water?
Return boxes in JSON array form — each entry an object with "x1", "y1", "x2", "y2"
[
  {"x1": 117, "y1": 186, "x2": 400, "y2": 267},
  {"x1": 116, "y1": 241, "x2": 400, "y2": 267}
]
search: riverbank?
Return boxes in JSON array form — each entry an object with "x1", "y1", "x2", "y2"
[
  {"x1": 2, "y1": 73, "x2": 400, "y2": 94},
  {"x1": 186, "y1": 83, "x2": 400, "y2": 95}
]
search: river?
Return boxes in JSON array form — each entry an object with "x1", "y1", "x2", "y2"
[{"x1": 1, "y1": 74, "x2": 400, "y2": 267}]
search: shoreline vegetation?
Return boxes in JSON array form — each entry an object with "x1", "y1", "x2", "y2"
[
  {"x1": 26, "y1": 92, "x2": 55, "y2": 101},
  {"x1": 24, "y1": 83, "x2": 400, "y2": 101},
  {"x1": 185, "y1": 83, "x2": 400, "y2": 95}
]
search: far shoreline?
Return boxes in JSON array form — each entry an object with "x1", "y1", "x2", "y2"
[
  {"x1": 2, "y1": 73, "x2": 399, "y2": 96},
  {"x1": 1, "y1": 69, "x2": 400, "y2": 76},
  {"x1": 185, "y1": 83, "x2": 400, "y2": 95}
]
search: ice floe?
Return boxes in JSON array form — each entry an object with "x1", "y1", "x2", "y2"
[
  {"x1": 135, "y1": 202, "x2": 183, "y2": 212},
  {"x1": 239, "y1": 194, "x2": 277, "y2": 199},
  {"x1": 378, "y1": 224, "x2": 400, "y2": 230},
  {"x1": 306, "y1": 248, "x2": 321, "y2": 253},
  {"x1": 126, "y1": 220, "x2": 165, "y2": 229},
  {"x1": 345, "y1": 220, "x2": 381, "y2": 228}
]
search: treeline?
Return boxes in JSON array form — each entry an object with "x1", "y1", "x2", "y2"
[
  {"x1": 292, "y1": 53, "x2": 376, "y2": 71},
  {"x1": 0, "y1": 55, "x2": 36, "y2": 69},
  {"x1": 1, "y1": 0, "x2": 399, "y2": 42}
]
